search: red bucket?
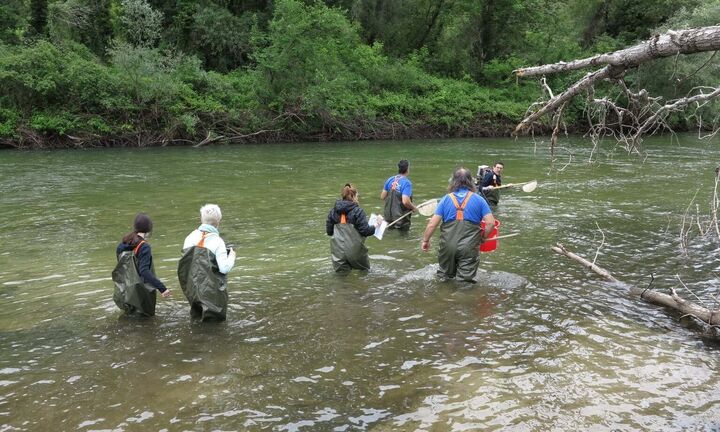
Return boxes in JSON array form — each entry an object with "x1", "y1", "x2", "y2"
[{"x1": 479, "y1": 219, "x2": 500, "y2": 252}]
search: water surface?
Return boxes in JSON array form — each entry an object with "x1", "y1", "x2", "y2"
[{"x1": 1, "y1": 136, "x2": 719, "y2": 431}]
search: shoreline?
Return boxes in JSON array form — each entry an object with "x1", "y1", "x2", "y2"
[{"x1": 0, "y1": 116, "x2": 548, "y2": 150}]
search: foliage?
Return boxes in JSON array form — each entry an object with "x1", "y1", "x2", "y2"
[
  {"x1": 189, "y1": 4, "x2": 256, "y2": 72},
  {"x1": 631, "y1": 1, "x2": 720, "y2": 125},
  {"x1": 0, "y1": 0, "x2": 27, "y2": 44},
  {"x1": 119, "y1": 0, "x2": 164, "y2": 47},
  {"x1": 0, "y1": 0, "x2": 715, "y2": 146}
]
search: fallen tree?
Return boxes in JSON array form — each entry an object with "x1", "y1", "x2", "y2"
[
  {"x1": 552, "y1": 243, "x2": 720, "y2": 335},
  {"x1": 513, "y1": 26, "x2": 720, "y2": 154}
]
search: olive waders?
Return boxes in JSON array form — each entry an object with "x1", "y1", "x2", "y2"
[
  {"x1": 483, "y1": 188, "x2": 500, "y2": 210},
  {"x1": 112, "y1": 240, "x2": 157, "y2": 317},
  {"x1": 384, "y1": 175, "x2": 412, "y2": 231},
  {"x1": 177, "y1": 232, "x2": 228, "y2": 321},
  {"x1": 437, "y1": 193, "x2": 482, "y2": 282},
  {"x1": 331, "y1": 213, "x2": 370, "y2": 273}
]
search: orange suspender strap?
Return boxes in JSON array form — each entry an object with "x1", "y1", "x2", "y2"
[
  {"x1": 448, "y1": 193, "x2": 472, "y2": 221},
  {"x1": 390, "y1": 175, "x2": 401, "y2": 191},
  {"x1": 197, "y1": 231, "x2": 207, "y2": 248},
  {"x1": 132, "y1": 240, "x2": 146, "y2": 255},
  {"x1": 340, "y1": 213, "x2": 347, "y2": 224}
]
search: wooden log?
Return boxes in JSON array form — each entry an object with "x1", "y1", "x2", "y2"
[{"x1": 551, "y1": 243, "x2": 720, "y2": 326}]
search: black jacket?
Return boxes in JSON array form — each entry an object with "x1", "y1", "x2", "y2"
[{"x1": 326, "y1": 200, "x2": 376, "y2": 237}]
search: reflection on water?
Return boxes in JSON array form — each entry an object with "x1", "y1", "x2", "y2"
[{"x1": 1, "y1": 136, "x2": 720, "y2": 430}]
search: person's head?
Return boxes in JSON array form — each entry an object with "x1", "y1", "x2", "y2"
[
  {"x1": 492, "y1": 161, "x2": 504, "y2": 174},
  {"x1": 200, "y1": 204, "x2": 223, "y2": 227},
  {"x1": 398, "y1": 159, "x2": 409, "y2": 175},
  {"x1": 133, "y1": 213, "x2": 153, "y2": 234},
  {"x1": 122, "y1": 212, "x2": 152, "y2": 244},
  {"x1": 341, "y1": 183, "x2": 358, "y2": 203},
  {"x1": 448, "y1": 167, "x2": 477, "y2": 193}
]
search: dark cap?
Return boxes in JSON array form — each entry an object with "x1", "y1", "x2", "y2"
[{"x1": 133, "y1": 213, "x2": 153, "y2": 233}]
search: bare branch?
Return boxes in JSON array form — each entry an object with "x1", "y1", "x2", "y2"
[{"x1": 514, "y1": 26, "x2": 720, "y2": 78}]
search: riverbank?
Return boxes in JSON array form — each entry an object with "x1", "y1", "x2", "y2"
[{"x1": 0, "y1": 114, "x2": 526, "y2": 150}]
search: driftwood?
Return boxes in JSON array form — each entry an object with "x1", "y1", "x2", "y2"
[{"x1": 551, "y1": 243, "x2": 720, "y2": 327}]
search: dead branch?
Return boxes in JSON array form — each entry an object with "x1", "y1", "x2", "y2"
[
  {"x1": 513, "y1": 26, "x2": 720, "y2": 150},
  {"x1": 551, "y1": 243, "x2": 617, "y2": 282},
  {"x1": 514, "y1": 26, "x2": 720, "y2": 78},
  {"x1": 551, "y1": 242, "x2": 720, "y2": 327},
  {"x1": 514, "y1": 65, "x2": 621, "y2": 135}
]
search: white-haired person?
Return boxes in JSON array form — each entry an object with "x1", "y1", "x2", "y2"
[{"x1": 177, "y1": 204, "x2": 236, "y2": 321}]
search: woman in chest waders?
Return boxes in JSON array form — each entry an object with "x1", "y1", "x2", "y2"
[
  {"x1": 112, "y1": 213, "x2": 171, "y2": 317},
  {"x1": 421, "y1": 167, "x2": 495, "y2": 283},
  {"x1": 178, "y1": 204, "x2": 236, "y2": 321},
  {"x1": 326, "y1": 183, "x2": 383, "y2": 274}
]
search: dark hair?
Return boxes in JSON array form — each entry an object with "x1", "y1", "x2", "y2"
[
  {"x1": 397, "y1": 159, "x2": 409, "y2": 174},
  {"x1": 341, "y1": 183, "x2": 358, "y2": 201},
  {"x1": 494, "y1": 161, "x2": 504, "y2": 167},
  {"x1": 448, "y1": 167, "x2": 477, "y2": 193},
  {"x1": 121, "y1": 213, "x2": 153, "y2": 245}
]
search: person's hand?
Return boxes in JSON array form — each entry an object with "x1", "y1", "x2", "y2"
[
  {"x1": 483, "y1": 186, "x2": 494, "y2": 191},
  {"x1": 421, "y1": 239, "x2": 430, "y2": 251},
  {"x1": 375, "y1": 215, "x2": 384, "y2": 227},
  {"x1": 161, "y1": 289, "x2": 171, "y2": 298}
]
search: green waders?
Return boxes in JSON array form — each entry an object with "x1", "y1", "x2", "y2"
[
  {"x1": 437, "y1": 193, "x2": 482, "y2": 282},
  {"x1": 331, "y1": 213, "x2": 370, "y2": 273},
  {"x1": 384, "y1": 176, "x2": 412, "y2": 231},
  {"x1": 177, "y1": 233, "x2": 228, "y2": 321},
  {"x1": 112, "y1": 241, "x2": 157, "y2": 317},
  {"x1": 483, "y1": 188, "x2": 500, "y2": 210}
]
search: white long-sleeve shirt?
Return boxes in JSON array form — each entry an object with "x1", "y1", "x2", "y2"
[{"x1": 183, "y1": 230, "x2": 236, "y2": 274}]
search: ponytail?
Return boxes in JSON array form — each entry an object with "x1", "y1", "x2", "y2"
[
  {"x1": 121, "y1": 231, "x2": 142, "y2": 246},
  {"x1": 341, "y1": 183, "x2": 358, "y2": 202},
  {"x1": 121, "y1": 213, "x2": 153, "y2": 246}
]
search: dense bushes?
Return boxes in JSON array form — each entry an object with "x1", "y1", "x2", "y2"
[{"x1": 0, "y1": 0, "x2": 712, "y2": 148}]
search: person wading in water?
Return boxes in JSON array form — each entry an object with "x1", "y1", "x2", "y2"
[{"x1": 380, "y1": 159, "x2": 417, "y2": 232}]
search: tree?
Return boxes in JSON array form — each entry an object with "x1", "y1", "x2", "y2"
[
  {"x1": 119, "y1": 0, "x2": 164, "y2": 47},
  {"x1": 0, "y1": 0, "x2": 26, "y2": 44},
  {"x1": 29, "y1": 0, "x2": 48, "y2": 37}
]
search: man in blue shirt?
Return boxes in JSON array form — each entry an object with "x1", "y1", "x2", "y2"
[
  {"x1": 422, "y1": 167, "x2": 495, "y2": 282},
  {"x1": 380, "y1": 159, "x2": 417, "y2": 231}
]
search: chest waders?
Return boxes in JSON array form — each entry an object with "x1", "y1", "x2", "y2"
[
  {"x1": 331, "y1": 213, "x2": 370, "y2": 273},
  {"x1": 384, "y1": 175, "x2": 412, "y2": 231},
  {"x1": 112, "y1": 240, "x2": 157, "y2": 317},
  {"x1": 483, "y1": 175, "x2": 500, "y2": 209},
  {"x1": 177, "y1": 232, "x2": 228, "y2": 321},
  {"x1": 438, "y1": 193, "x2": 482, "y2": 282}
]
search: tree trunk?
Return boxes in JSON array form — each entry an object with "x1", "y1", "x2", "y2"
[{"x1": 551, "y1": 243, "x2": 720, "y2": 327}]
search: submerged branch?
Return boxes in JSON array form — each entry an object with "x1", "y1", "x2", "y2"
[{"x1": 551, "y1": 242, "x2": 720, "y2": 328}]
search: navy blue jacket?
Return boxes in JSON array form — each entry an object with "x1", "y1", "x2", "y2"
[{"x1": 116, "y1": 241, "x2": 167, "y2": 293}]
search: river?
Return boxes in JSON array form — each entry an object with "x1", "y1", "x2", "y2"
[{"x1": 1, "y1": 136, "x2": 719, "y2": 430}]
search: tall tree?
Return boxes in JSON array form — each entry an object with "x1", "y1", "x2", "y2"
[
  {"x1": 29, "y1": 0, "x2": 49, "y2": 36},
  {"x1": 0, "y1": 0, "x2": 26, "y2": 44}
]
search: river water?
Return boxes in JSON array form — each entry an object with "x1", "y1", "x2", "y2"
[{"x1": 1, "y1": 136, "x2": 719, "y2": 431}]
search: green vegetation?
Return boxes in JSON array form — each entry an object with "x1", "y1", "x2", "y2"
[{"x1": 0, "y1": 0, "x2": 715, "y2": 148}]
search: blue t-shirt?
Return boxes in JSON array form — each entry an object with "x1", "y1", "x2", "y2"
[
  {"x1": 434, "y1": 188, "x2": 492, "y2": 224},
  {"x1": 383, "y1": 175, "x2": 413, "y2": 197}
]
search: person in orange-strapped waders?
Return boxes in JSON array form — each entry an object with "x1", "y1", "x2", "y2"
[
  {"x1": 326, "y1": 183, "x2": 384, "y2": 274},
  {"x1": 421, "y1": 168, "x2": 495, "y2": 282}
]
